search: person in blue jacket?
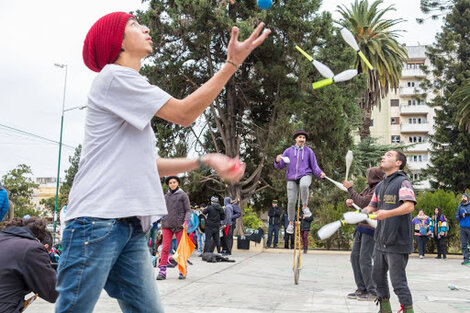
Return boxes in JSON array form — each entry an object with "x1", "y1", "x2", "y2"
[
  {"x1": 456, "y1": 193, "x2": 470, "y2": 265},
  {"x1": 0, "y1": 183, "x2": 10, "y2": 222}
]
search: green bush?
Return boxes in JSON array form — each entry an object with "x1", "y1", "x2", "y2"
[
  {"x1": 415, "y1": 188, "x2": 470, "y2": 253},
  {"x1": 242, "y1": 205, "x2": 264, "y2": 230}
]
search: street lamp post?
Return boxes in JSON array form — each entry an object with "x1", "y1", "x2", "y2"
[
  {"x1": 52, "y1": 64, "x2": 86, "y2": 245},
  {"x1": 53, "y1": 63, "x2": 67, "y2": 245}
]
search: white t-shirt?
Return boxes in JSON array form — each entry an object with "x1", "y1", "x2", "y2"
[{"x1": 65, "y1": 64, "x2": 172, "y2": 232}]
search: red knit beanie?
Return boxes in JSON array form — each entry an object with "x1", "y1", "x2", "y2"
[{"x1": 83, "y1": 12, "x2": 135, "y2": 72}]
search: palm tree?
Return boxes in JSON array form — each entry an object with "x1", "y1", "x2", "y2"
[
  {"x1": 337, "y1": 0, "x2": 409, "y2": 139},
  {"x1": 450, "y1": 82, "x2": 470, "y2": 132}
]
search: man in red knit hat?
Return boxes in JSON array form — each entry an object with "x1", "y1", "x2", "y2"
[{"x1": 55, "y1": 12, "x2": 270, "y2": 313}]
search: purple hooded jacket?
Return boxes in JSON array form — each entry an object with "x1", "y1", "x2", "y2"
[{"x1": 274, "y1": 145, "x2": 323, "y2": 181}]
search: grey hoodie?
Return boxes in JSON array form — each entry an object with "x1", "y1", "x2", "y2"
[{"x1": 222, "y1": 197, "x2": 233, "y2": 226}]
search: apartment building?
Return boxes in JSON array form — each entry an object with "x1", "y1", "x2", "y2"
[
  {"x1": 370, "y1": 45, "x2": 435, "y2": 190},
  {"x1": 32, "y1": 176, "x2": 61, "y2": 215}
]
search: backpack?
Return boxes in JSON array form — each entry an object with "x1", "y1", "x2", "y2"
[{"x1": 198, "y1": 214, "x2": 206, "y2": 233}]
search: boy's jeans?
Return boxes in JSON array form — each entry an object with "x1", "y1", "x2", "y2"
[
  {"x1": 56, "y1": 217, "x2": 164, "y2": 313},
  {"x1": 196, "y1": 229, "x2": 205, "y2": 252}
]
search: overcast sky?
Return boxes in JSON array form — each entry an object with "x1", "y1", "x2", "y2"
[{"x1": 0, "y1": 0, "x2": 444, "y2": 180}]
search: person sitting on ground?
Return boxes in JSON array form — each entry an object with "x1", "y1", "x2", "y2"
[
  {"x1": 0, "y1": 217, "x2": 58, "y2": 312},
  {"x1": 274, "y1": 129, "x2": 325, "y2": 235}
]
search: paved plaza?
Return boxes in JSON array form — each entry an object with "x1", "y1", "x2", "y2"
[{"x1": 30, "y1": 250, "x2": 470, "y2": 313}]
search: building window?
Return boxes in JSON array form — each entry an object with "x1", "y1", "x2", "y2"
[
  {"x1": 390, "y1": 99, "x2": 399, "y2": 107},
  {"x1": 408, "y1": 154, "x2": 428, "y2": 162},
  {"x1": 412, "y1": 173, "x2": 420, "y2": 180},
  {"x1": 409, "y1": 117, "x2": 427, "y2": 124},
  {"x1": 407, "y1": 82, "x2": 415, "y2": 87},
  {"x1": 391, "y1": 117, "x2": 399, "y2": 125},
  {"x1": 391, "y1": 135, "x2": 400, "y2": 143},
  {"x1": 409, "y1": 136, "x2": 427, "y2": 143},
  {"x1": 370, "y1": 119, "x2": 374, "y2": 127}
]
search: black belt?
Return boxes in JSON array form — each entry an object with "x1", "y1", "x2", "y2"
[{"x1": 116, "y1": 217, "x2": 135, "y2": 223}]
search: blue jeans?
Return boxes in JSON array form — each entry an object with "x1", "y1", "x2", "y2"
[
  {"x1": 267, "y1": 224, "x2": 279, "y2": 248},
  {"x1": 460, "y1": 227, "x2": 470, "y2": 262},
  {"x1": 55, "y1": 217, "x2": 164, "y2": 313},
  {"x1": 196, "y1": 229, "x2": 205, "y2": 252}
]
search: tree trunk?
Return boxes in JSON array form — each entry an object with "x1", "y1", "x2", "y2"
[{"x1": 359, "y1": 107, "x2": 372, "y2": 140}]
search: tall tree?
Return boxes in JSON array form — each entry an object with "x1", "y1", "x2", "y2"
[
  {"x1": 450, "y1": 81, "x2": 470, "y2": 132},
  {"x1": 337, "y1": 0, "x2": 408, "y2": 139},
  {"x1": 417, "y1": 0, "x2": 455, "y2": 24},
  {"x1": 1, "y1": 164, "x2": 39, "y2": 217},
  {"x1": 136, "y1": 1, "x2": 364, "y2": 206},
  {"x1": 423, "y1": 0, "x2": 470, "y2": 191},
  {"x1": 58, "y1": 145, "x2": 82, "y2": 208}
]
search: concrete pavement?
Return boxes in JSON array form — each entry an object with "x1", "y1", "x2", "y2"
[{"x1": 29, "y1": 250, "x2": 470, "y2": 313}]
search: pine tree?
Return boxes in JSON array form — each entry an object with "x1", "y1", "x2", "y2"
[{"x1": 424, "y1": 0, "x2": 470, "y2": 191}]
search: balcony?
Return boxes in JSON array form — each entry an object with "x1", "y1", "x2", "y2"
[
  {"x1": 400, "y1": 105, "x2": 430, "y2": 115},
  {"x1": 401, "y1": 68, "x2": 426, "y2": 78},
  {"x1": 399, "y1": 87, "x2": 424, "y2": 96},
  {"x1": 407, "y1": 162, "x2": 429, "y2": 171},
  {"x1": 406, "y1": 142, "x2": 430, "y2": 152},
  {"x1": 400, "y1": 123, "x2": 430, "y2": 133}
]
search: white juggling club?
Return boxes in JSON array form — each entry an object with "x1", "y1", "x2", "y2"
[
  {"x1": 295, "y1": 46, "x2": 335, "y2": 79},
  {"x1": 345, "y1": 150, "x2": 353, "y2": 181},
  {"x1": 312, "y1": 69, "x2": 358, "y2": 89},
  {"x1": 318, "y1": 220, "x2": 346, "y2": 240},
  {"x1": 340, "y1": 27, "x2": 374, "y2": 70},
  {"x1": 324, "y1": 176, "x2": 348, "y2": 192},
  {"x1": 351, "y1": 203, "x2": 377, "y2": 228}
]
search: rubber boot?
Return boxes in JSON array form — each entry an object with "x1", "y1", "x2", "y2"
[
  {"x1": 375, "y1": 298, "x2": 392, "y2": 313},
  {"x1": 401, "y1": 305, "x2": 414, "y2": 313}
]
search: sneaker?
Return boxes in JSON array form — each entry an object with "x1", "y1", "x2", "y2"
[
  {"x1": 178, "y1": 273, "x2": 186, "y2": 280},
  {"x1": 302, "y1": 207, "x2": 312, "y2": 218},
  {"x1": 346, "y1": 290, "x2": 363, "y2": 299},
  {"x1": 461, "y1": 261, "x2": 470, "y2": 266},
  {"x1": 357, "y1": 293, "x2": 376, "y2": 301},
  {"x1": 419, "y1": 255, "x2": 424, "y2": 259},
  {"x1": 156, "y1": 266, "x2": 167, "y2": 280},
  {"x1": 286, "y1": 224, "x2": 294, "y2": 234}
]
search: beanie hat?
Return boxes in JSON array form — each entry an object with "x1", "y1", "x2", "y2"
[
  {"x1": 272, "y1": 199, "x2": 278, "y2": 204},
  {"x1": 463, "y1": 193, "x2": 469, "y2": 199},
  {"x1": 83, "y1": 12, "x2": 134, "y2": 72},
  {"x1": 210, "y1": 196, "x2": 219, "y2": 203},
  {"x1": 293, "y1": 129, "x2": 309, "y2": 140},
  {"x1": 165, "y1": 176, "x2": 180, "y2": 185}
]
